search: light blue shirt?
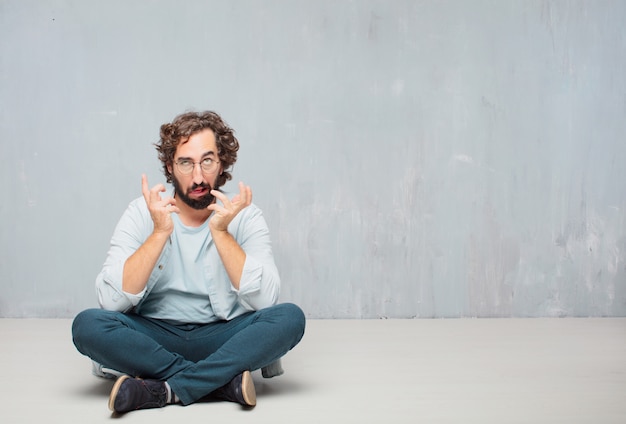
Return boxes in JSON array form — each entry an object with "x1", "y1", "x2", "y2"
[
  {"x1": 95, "y1": 191, "x2": 281, "y2": 323},
  {"x1": 139, "y1": 215, "x2": 216, "y2": 323}
]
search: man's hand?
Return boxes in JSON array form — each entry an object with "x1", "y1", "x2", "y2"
[
  {"x1": 122, "y1": 175, "x2": 179, "y2": 295},
  {"x1": 207, "y1": 182, "x2": 252, "y2": 232},
  {"x1": 207, "y1": 182, "x2": 252, "y2": 289},
  {"x1": 141, "y1": 174, "x2": 180, "y2": 235}
]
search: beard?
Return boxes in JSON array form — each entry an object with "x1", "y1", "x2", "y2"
[{"x1": 172, "y1": 175, "x2": 216, "y2": 210}]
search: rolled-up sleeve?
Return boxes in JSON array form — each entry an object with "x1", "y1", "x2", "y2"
[
  {"x1": 233, "y1": 205, "x2": 281, "y2": 310},
  {"x1": 96, "y1": 198, "x2": 153, "y2": 312}
]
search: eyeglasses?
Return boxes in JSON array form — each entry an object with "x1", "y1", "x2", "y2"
[{"x1": 174, "y1": 157, "x2": 220, "y2": 175}]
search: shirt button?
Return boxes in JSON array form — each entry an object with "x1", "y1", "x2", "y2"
[{"x1": 158, "y1": 264, "x2": 163, "y2": 270}]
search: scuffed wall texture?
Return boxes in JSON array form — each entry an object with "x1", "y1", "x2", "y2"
[{"x1": 1, "y1": 1, "x2": 624, "y2": 318}]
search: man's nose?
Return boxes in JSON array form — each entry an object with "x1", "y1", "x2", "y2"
[{"x1": 191, "y1": 163, "x2": 205, "y2": 184}]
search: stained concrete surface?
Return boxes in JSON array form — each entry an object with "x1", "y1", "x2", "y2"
[{"x1": 1, "y1": 318, "x2": 625, "y2": 423}]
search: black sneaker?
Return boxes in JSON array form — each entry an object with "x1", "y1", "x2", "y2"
[
  {"x1": 108, "y1": 375, "x2": 169, "y2": 413},
  {"x1": 212, "y1": 371, "x2": 256, "y2": 406}
]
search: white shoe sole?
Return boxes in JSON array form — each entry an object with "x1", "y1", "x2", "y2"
[{"x1": 241, "y1": 370, "x2": 257, "y2": 406}]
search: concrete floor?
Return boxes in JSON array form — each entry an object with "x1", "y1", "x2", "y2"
[{"x1": 1, "y1": 317, "x2": 625, "y2": 423}]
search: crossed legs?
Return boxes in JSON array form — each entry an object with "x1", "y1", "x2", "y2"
[{"x1": 72, "y1": 303, "x2": 305, "y2": 406}]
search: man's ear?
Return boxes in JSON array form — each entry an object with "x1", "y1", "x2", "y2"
[{"x1": 167, "y1": 162, "x2": 173, "y2": 175}]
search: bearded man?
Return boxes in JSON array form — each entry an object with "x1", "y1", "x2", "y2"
[{"x1": 72, "y1": 110, "x2": 305, "y2": 413}]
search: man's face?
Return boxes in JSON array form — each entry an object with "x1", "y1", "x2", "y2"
[{"x1": 168, "y1": 129, "x2": 222, "y2": 210}]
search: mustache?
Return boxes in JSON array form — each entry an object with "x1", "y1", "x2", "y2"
[{"x1": 190, "y1": 182, "x2": 212, "y2": 191}]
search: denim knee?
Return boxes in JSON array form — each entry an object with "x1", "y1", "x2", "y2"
[
  {"x1": 276, "y1": 302, "x2": 306, "y2": 342},
  {"x1": 72, "y1": 308, "x2": 96, "y2": 353},
  {"x1": 71, "y1": 308, "x2": 115, "y2": 355}
]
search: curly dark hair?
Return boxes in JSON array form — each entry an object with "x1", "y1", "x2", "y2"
[{"x1": 155, "y1": 110, "x2": 239, "y2": 188}]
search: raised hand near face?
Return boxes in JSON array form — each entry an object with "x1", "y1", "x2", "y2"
[
  {"x1": 141, "y1": 174, "x2": 180, "y2": 235},
  {"x1": 207, "y1": 181, "x2": 252, "y2": 232}
]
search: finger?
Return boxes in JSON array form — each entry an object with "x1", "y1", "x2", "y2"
[
  {"x1": 141, "y1": 174, "x2": 150, "y2": 202},
  {"x1": 206, "y1": 202, "x2": 226, "y2": 216},
  {"x1": 210, "y1": 189, "x2": 229, "y2": 207},
  {"x1": 149, "y1": 183, "x2": 166, "y2": 203},
  {"x1": 238, "y1": 182, "x2": 252, "y2": 206},
  {"x1": 238, "y1": 182, "x2": 246, "y2": 203},
  {"x1": 159, "y1": 195, "x2": 175, "y2": 207},
  {"x1": 165, "y1": 203, "x2": 181, "y2": 214},
  {"x1": 245, "y1": 184, "x2": 252, "y2": 205}
]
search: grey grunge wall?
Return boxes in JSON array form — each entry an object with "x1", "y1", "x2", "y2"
[{"x1": 1, "y1": 0, "x2": 625, "y2": 318}]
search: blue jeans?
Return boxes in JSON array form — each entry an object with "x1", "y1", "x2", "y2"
[{"x1": 72, "y1": 303, "x2": 305, "y2": 405}]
